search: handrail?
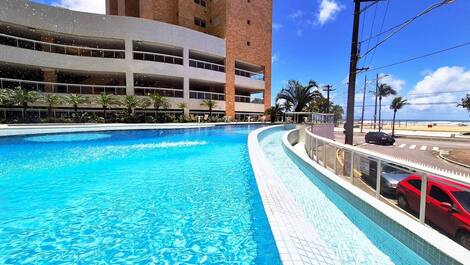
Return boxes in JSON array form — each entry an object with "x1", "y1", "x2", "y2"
[
  {"x1": 189, "y1": 90, "x2": 225, "y2": 101},
  {"x1": 134, "y1": 86, "x2": 184, "y2": 98},
  {"x1": 0, "y1": 77, "x2": 126, "y2": 95},
  {"x1": 189, "y1": 59, "x2": 225, "y2": 72},
  {"x1": 304, "y1": 127, "x2": 470, "y2": 225},
  {"x1": 235, "y1": 68, "x2": 264, "y2": 80},
  {"x1": 133, "y1": 50, "x2": 183, "y2": 60},
  {"x1": 235, "y1": 95, "x2": 264, "y2": 104},
  {"x1": 0, "y1": 32, "x2": 125, "y2": 58}
]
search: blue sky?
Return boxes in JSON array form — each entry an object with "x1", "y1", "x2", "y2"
[{"x1": 34, "y1": 0, "x2": 470, "y2": 120}]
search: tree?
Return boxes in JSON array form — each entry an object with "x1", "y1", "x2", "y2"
[
  {"x1": 122, "y1": 95, "x2": 139, "y2": 116},
  {"x1": 306, "y1": 97, "x2": 329, "y2": 113},
  {"x1": 177, "y1": 102, "x2": 188, "y2": 114},
  {"x1": 200, "y1": 99, "x2": 217, "y2": 117},
  {"x1": 96, "y1": 93, "x2": 116, "y2": 121},
  {"x1": 13, "y1": 88, "x2": 39, "y2": 120},
  {"x1": 43, "y1": 94, "x2": 62, "y2": 121},
  {"x1": 66, "y1": 94, "x2": 88, "y2": 117},
  {"x1": 140, "y1": 98, "x2": 151, "y2": 122},
  {"x1": 265, "y1": 103, "x2": 281, "y2": 123},
  {"x1": 0, "y1": 89, "x2": 13, "y2": 120},
  {"x1": 331, "y1": 104, "x2": 344, "y2": 126},
  {"x1": 390, "y1": 97, "x2": 409, "y2": 137},
  {"x1": 458, "y1": 94, "x2": 470, "y2": 113},
  {"x1": 276, "y1": 80, "x2": 321, "y2": 112},
  {"x1": 148, "y1": 93, "x2": 170, "y2": 118},
  {"x1": 377, "y1": 83, "x2": 397, "y2": 131}
]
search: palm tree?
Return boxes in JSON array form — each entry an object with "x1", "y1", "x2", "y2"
[
  {"x1": 200, "y1": 99, "x2": 217, "y2": 117},
  {"x1": 96, "y1": 93, "x2": 116, "y2": 121},
  {"x1": 43, "y1": 94, "x2": 62, "y2": 121},
  {"x1": 122, "y1": 95, "x2": 139, "y2": 115},
  {"x1": 177, "y1": 102, "x2": 188, "y2": 114},
  {"x1": 0, "y1": 89, "x2": 13, "y2": 120},
  {"x1": 276, "y1": 80, "x2": 321, "y2": 112},
  {"x1": 148, "y1": 93, "x2": 170, "y2": 118},
  {"x1": 13, "y1": 88, "x2": 39, "y2": 120},
  {"x1": 331, "y1": 104, "x2": 344, "y2": 126},
  {"x1": 265, "y1": 103, "x2": 281, "y2": 123},
  {"x1": 140, "y1": 98, "x2": 151, "y2": 122},
  {"x1": 66, "y1": 94, "x2": 88, "y2": 117},
  {"x1": 280, "y1": 100, "x2": 293, "y2": 122},
  {"x1": 458, "y1": 94, "x2": 470, "y2": 113},
  {"x1": 390, "y1": 97, "x2": 409, "y2": 137},
  {"x1": 377, "y1": 83, "x2": 397, "y2": 131}
]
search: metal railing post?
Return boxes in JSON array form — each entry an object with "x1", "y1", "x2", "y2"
[
  {"x1": 334, "y1": 146, "x2": 337, "y2": 174},
  {"x1": 376, "y1": 159, "x2": 382, "y2": 198},
  {"x1": 323, "y1": 143, "x2": 327, "y2": 168},
  {"x1": 419, "y1": 174, "x2": 428, "y2": 224},
  {"x1": 315, "y1": 138, "x2": 319, "y2": 162}
]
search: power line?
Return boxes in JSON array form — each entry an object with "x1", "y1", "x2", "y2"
[
  {"x1": 409, "y1": 89, "x2": 470, "y2": 97},
  {"x1": 355, "y1": 101, "x2": 459, "y2": 107},
  {"x1": 367, "y1": 0, "x2": 390, "y2": 66},
  {"x1": 362, "y1": 41, "x2": 470, "y2": 72},
  {"x1": 360, "y1": 0, "x2": 453, "y2": 59}
]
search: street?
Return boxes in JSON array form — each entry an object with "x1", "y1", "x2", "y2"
[{"x1": 334, "y1": 132, "x2": 470, "y2": 175}]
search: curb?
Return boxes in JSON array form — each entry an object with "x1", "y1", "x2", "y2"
[
  {"x1": 438, "y1": 151, "x2": 470, "y2": 169},
  {"x1": 396, "y1": 135, "x2": 470, "y2": 143}
]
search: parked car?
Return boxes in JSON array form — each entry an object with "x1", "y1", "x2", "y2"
[
  {"x1": 359, "y1": 158, "x2": 411, "y2": 196},
  {"x1": 397, "y1": 175, "x2": 470, "y2": 249},
  {"x1": 365, "y1": 131, "x2": 395, "y2": 145}
]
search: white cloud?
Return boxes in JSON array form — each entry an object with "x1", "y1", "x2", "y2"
[
  {"x1": 288, "y1": 10, "x2": 304, "y2": 19},
  {"x1": 407, "y1": 66, "x2": 470, "y2": 111},
  {"x1": 317, "y1": 0, "x2": 344, "y2": 25},
  {"x1": 272, "y1": 52, "x2": 280, "y2": 64},
  {"x1": 52, "y1": 0, "x2": 105, "y2": 14},
  {"x1": 272, "y1": 23, "x2": 283, "y2": 31}
]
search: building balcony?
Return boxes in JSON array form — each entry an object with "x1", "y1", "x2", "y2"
[
  {"x1": 189, "y1": 59, "x2": 225, "y2": 72},
  {"x1": 133, "y1": 51, "x2": 183, "y2": 65}
]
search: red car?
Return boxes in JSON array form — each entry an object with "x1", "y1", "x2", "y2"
[{"x1": 397, "y1": 175, "x2": 470, "y2": 249}]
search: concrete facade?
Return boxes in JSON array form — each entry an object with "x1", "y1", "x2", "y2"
[
  {"x1": 0, "y1": 0, "x2": 270, "y2": 120},
  {"x1": 106, "y1": 0, "x2": 272, "y2": 118}
]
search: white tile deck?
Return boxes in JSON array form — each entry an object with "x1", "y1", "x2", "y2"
[{"x1": 248, "y1": 126, "x2": 340, "y2": 265}]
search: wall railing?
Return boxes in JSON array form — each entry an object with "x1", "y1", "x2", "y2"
[
  {"x1": 189, "y1": 59, "x2": 225, "y2": 72},
  {"x1": 235, "y1": 68, "x2": 264, "y2": 80},
  {"x1": 189, "y1": 90, "x2": 225, "y2": 101},
  {"x1": 133, "y1": 51, "x2": 183, "y2": 65},
  {"x1": 235, "y1": 95, "x2": 263, "y2": 104},
  {"x1": 304, "y1": 127, "x2": 470, "y2": 228},
  {"x1": 0, "y1": 33, "x2": 125, "y2": 59},
  {"x1": 0, "y1": 78, "x2": 126, "y2": 95},
  {"x1": 134, "y1": 86, "x2": 183, "y2": 98}
]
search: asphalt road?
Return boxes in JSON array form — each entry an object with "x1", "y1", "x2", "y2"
[{"x1": 334, "y1": 132, "x2": 470, "y2": 175}]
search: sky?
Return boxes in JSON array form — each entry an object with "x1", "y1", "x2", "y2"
[{"x1": 33, "y1": 0, "x2": 470, "y2": 121}]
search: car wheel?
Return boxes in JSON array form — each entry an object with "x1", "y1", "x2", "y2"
[
  {"x1": 397, "y1": 194, "x2": 409, "y2": 210},
  {"x1": 457, "y1": 231, "x2": 470, "y2": 250},
  {"x1": 365, "y1": 139, "x2": 370, "y2": 143}
]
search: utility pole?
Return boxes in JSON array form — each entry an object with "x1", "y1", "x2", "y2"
[
  {"x1": 360, "y1": 76, "x2": 367, "y2": 133},
  {"x1": 345, "y1": 0, "x2": 375, "y2": 145},
  {"x1": 322, "y1": 85, "x2": 335, "y2": 113},
  {"x1": 373, "y1": 73, "x2": 379, "y2": 129}
]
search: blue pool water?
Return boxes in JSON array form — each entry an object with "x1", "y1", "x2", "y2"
[
  {"x1": 259, "y1": 127, "x2": 429, "y2": 265},
  {"x1": 0, "y1": 126, "x2": 281, "y2": 264}
]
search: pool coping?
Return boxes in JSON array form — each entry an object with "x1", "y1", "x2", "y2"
[
  {"x1": 248, "y1": 125, "x2": 340, "y2": 265},
  {"x1": 282, "y1": 129, "x2": 470, "y2": 265},
  {"x1": 0, "y1": 122, "x2": 266, "y2": 137}
]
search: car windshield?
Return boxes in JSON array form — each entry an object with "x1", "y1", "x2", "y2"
[{"x1": 452, "y1": 191, "x2": 470, "y2": 213}]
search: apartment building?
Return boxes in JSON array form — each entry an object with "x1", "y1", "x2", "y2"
[{"x1": 0, "y1": 0, "x2": 272, "y2": 120}]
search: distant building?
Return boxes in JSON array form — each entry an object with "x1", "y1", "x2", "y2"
[{"x1": 0, "y1": 0, "x2": 272, "y2": 121}]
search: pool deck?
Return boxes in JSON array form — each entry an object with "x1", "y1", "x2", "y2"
[
  {"x1": 248, "y1": 126, "x2": 340, "y2": 265},
  {"x1": 0, "y1": 122, "x2": 265, "y2": 137}
]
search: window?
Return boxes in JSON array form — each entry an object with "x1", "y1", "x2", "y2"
[
  {"x1": 194, "y1": 0, "x2": 206, "y2": 7},
  {"x1": 409, "y1": 179, "x2": 421, "y2": 190},
  {"x1": 430, "y1": 186, "x2": 452, "y2": 204},
  {"x1": 247, "y1": 20, "x2": 251, "y2": 25},
  {"x1": 247, "y1": 41, "x2": 251, "y2": 46},
  {"x1": 194, "y1": 17, "x2": 207, "y2": 28}
]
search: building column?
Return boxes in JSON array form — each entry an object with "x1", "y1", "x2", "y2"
[
  {"x1": 183, "y1": 77, "x2": 190, "y2": 116},
  {"x1": 117, "y1": 0, "x2": 126, "y2": 16},
  {"x1": 139, "y1": 0, "x2": 153, "y2": 19},
  {"x1": 225, "y1": 55, "x2": 235, "y2": 120},
  {"x1": 42, "y1": 68, "x2": 57, "y2": 93},
  {"x1": 124, "y1": 39, "x2": 134, "y2": 95}
]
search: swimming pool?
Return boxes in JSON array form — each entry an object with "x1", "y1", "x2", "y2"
[
  {"x1": 0, "y1": 125, "x2": 281, "y2": 264},
  {"x1": 259, "y1": 127, "x2": 430, "y2": 265}
]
